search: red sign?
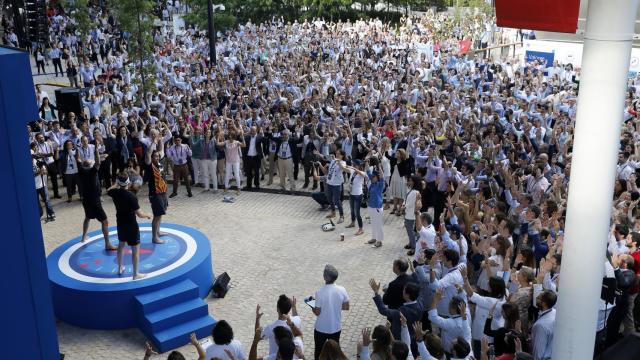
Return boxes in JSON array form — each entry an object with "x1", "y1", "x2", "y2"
[
  {"x1": 495, "y1": 0, "x2": 581, "y2": 33},
  {"x1": 459, "y1": 40, "x2": 472, "y2": 55}
]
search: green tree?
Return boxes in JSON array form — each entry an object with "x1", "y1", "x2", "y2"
[
  {"x1": 113, "y1": 0, "x2": 157, "y2": 105},
  {"x1": 303, "y1": 0, "x2": 354, "y2": 21},
  {"x1": 64, "y1": 0, "x2": 91, "y2": 41},
  {"x1": 183, "y1": 0, "x2": 238, "y2": 31}
]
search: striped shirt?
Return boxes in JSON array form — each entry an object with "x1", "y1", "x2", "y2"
[{"x1": 147, "y1": 163, "x2": 167, "y2": 195}]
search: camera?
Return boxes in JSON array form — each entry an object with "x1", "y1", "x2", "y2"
[{"x1": 369, "y1": 156, "x2": 379, "y2": 167}]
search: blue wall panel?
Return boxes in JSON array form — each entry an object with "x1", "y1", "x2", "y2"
[{"x1": 0, "y1": 47, "x2": 59, "y2": 359}]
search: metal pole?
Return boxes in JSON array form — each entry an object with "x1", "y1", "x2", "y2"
[
  {"x1": 207, "y1": 0, "x2": 216, "y2": 66},
  {"x1": 552, "y1": 0, "x2": 639, "y2": 359}
]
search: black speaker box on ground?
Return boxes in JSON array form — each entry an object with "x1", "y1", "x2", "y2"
[
  {"x1": 54, "y1": 88, "x2": 83, "y2": 120},
  {"x1": 211, "y1": 272, "x2": 230, "y2": 298},
  {"x1": 597, "y1": 333, "x2": 640, "y2": 360}
]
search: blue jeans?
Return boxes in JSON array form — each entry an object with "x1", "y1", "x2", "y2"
[
  {"x1": 349, "y1": 194, "x2": 363, "y2": 228},
  {"x1": 328, "y1": 184, "x2": 343, "y2": 216},
  {"x1": 405, "y1": 218, "x2": 416, "y2": 248},
  {"x1": 37, "y1": 186, "x2": 54, "y2": 217},
  {"x1": 311, "y1": 191, "x2": 329, "y2": 207}
]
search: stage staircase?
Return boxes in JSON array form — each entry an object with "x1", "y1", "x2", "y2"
[{"x1": 135, "y1": 279, "x2": 215, "y2": 353}]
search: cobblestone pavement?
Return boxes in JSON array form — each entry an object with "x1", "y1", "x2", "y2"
[
  {"x1": 31, "y1": 52, "x2": 411, "y2": 360},
  {"x1": 42, "y1": 186, "x2": 411, "y2": 360}
]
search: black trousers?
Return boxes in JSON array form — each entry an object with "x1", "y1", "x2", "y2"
[
  {"x1": 99, "y1": 158, "x2": 112, "y2": 188},
  {"x1": 52, "y1": 58, "x2": 63, "y2": 76},
  {"x1": 244, "y1": 156, "x2": 261, "y2": 188},
  {"x1": 46, "y1": 162, "x2": 60, "y2": 197},
  {"x1": 432, "y1": 190, "x2": 446, "y2": 228},
  {"x1": 303, "y1": 157, "x2": 317, "y2": 187},
  {"x1": 314, "y1": 330, "x2": 341, "y2": 360},
  {"x1": 293, "y1": 155, "x2": 300, "y2": 180}
]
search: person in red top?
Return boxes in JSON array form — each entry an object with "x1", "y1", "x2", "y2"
[{"x1": 626, "y1": 232, "x2": 640, "y2": 334}]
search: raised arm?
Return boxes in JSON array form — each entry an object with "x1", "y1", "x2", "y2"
[{"x1": 189, "y1": 333, "x2": 206, "y2": 360}]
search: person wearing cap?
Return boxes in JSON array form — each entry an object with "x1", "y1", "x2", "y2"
[
  {"x1": 78, "y1": 144, "x2": 116, "y2": 250},
  {"x1": 312, "y1": 264, "x2": 349, "y2": 360},
  {"x1": 107, "y1": 172, "x2": 152, "y2": 280},
  {"x1": 166, "y1": 133, "x2": 193, "y2": 198}
]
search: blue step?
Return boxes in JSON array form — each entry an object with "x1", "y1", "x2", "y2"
[
  {"x1": 135, "y1": 280, "x2": 199, "y2": 313},
  {"x1": 150, "y1": 315, "x2": 216, "y2": 353},
  {"x1": 142, "y1": 298, "x2": 209, "y2": 333}
]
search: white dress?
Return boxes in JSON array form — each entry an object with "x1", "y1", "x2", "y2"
[{"x1": 389, "y1": 164, "x2": 407, "y2": 199}]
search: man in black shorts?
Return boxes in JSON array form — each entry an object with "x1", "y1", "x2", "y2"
[
  {"x1": 79, "y1": 146, "x2": 116, "y2": 250},
  {"x1": 145, "y1": 134, "x2": 169, "y2": 244},
  {"x1": 108, "y1": 172, "x2": 152, "y2": 280}
]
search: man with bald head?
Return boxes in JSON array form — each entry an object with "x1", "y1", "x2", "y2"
[{"x1": 242, "y1": 126, "x2": 264, "y2": 191}]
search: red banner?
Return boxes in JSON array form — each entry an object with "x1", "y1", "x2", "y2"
[
  {"x1": 459, "y1": 39, "x2": 472, "y2": 55},
  {"x1": 495, "y1": 0, "x2": 581, "y2": 33}
]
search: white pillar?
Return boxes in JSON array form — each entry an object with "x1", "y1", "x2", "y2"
[{"x1": 553, "y1": 0, "x2": 639, "y2": 359}]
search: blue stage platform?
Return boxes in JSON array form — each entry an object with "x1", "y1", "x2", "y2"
[{"x1": 47, "y1": 223, "x2": 216, "y2": 353}]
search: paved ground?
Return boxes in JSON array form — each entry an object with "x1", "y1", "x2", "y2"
[
  {"x1": 30, "y1": 46, "x2": 410, "y2": 360},
  {"x1": 42, "y1": 185, "x2": 411, "y2": 360}
]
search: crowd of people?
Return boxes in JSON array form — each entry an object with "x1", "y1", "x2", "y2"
[{"x1": 24, "y1": 1, "x2": 640, "y2": 359}]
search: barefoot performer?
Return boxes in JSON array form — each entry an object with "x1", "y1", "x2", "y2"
[
  {"x1": 78, "y1": 145, "x2": 116, "y2": 250},
  {"x1": 108, "y1": 172, "x2": 152, "y2": 280}
]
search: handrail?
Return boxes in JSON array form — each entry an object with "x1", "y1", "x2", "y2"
[{"x1": 470, "y1": 41, "x2": 522, "y2": 54}]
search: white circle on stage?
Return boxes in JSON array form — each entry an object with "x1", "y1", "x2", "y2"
[{"x1": 57, "y1": 227, "x2": 197, "y2": 284}]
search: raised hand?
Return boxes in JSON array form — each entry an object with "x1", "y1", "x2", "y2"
[
  {"x1": 369, "y1": 278, "x2": 381, "y2": 294},
  {"x1": 412, "y1": 321, "x2": 426, "y2": 341},
  {"x1": 190, "y1": 332, "x2": 199, "y2": 345},
  {"x1": 361, "y1": 327, "x2": 372, "y2": 347}
]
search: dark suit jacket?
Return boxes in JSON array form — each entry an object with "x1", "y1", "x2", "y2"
[
  {"x1": 242, "y1": 134, "x2": 265, "y2": 158},
  {"x1": 373, "y1": 293, "x2": 422, "y2": 356},
  {"x1": 383, "y1": 273, "x2": 414, "y2": 310}
]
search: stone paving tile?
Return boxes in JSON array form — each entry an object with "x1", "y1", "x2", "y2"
[{"x1": 43, "y1": 189, "x2": 410, "y2": 359}]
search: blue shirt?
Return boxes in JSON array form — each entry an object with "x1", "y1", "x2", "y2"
[{"x1": 367, "y1": 171, "x2": 385, "y2": 208}]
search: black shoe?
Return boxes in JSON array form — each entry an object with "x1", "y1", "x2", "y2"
[
  {"x1": 407, "y1": 250, "x2": 415, "y2": 256},
  {"x1": 311, "y1": 185, "x2": 318, "y2": 190},
  {"x1": 187, "y1": 192, "x2": 193, "y2": 197},
  {"x1": 169, "y1": 193, "x2": 177, "y2": 198},
  {"x1": 404, "y1": 244, "x2": 412, "y2": 250},
  {"x1": 54, "y1": 195, "x2": 62, "y2": 199},
  {"x1": 303, "y1": 183, "x2": 309, "y2": 189},
  {"x1": 243, "y1": 186, "x2": 252, "y2": 191}
]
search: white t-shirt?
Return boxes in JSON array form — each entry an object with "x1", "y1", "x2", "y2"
[
  {"x1": 262, "y1": 337, "x2": 303, "y2": 360},
  {"x1": 204, "y1": 339, "x2": 246, "y2": 360},
  {"x1": 65, "y1": 150, "x2": 78, "y2": 174},
  {"x1": 262, "y1": 316, "x2": 302, "y2": 355},
  {"x1": 348, "y1": 170, "x2": 365, "y2": 196},
  {"x1": 405, "y1": 189, "x2": 418, "y2": 220},
  {"x1": 327, "y1": 160, "x2": 346, "y2": 186},
  {"x1": 416, "y1": 224, "x2": 437, "y2": 253},
  {"x1": 314, "y1": 284, "x2": 349, "y2": 334}
]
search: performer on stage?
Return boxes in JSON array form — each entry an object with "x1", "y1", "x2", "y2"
[
  {"x1": 108, "y1": 172, "x2": 152, "y2": 280},
  {"x1": 145, "y1": 133, "x2": 169, "y2": 244},
  {"x1": 79, "y1": 145, "x2": 116, "y2": 250}
]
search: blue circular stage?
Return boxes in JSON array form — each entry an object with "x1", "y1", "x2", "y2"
[{"x1": 47, "y1": 224, "x2": 216, "y2": 352}]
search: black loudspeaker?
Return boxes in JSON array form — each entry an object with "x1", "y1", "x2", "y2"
[
  {"x1": 54, "y1": 88, "x2": 83, "y2": 119},
  {"x1": 597, "y1": 333, "x2": 640, "y2": 360},
  {"x1": 211, "y1": 272, "x2": 230, "y2": 298}
]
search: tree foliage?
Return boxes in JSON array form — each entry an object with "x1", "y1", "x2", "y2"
[
  {"x1": 113, "y1": 0, "x2": 157, "y2": 103},
  {"x1": 64, "y1": 0, "x2": 92, "y2": 41}
]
